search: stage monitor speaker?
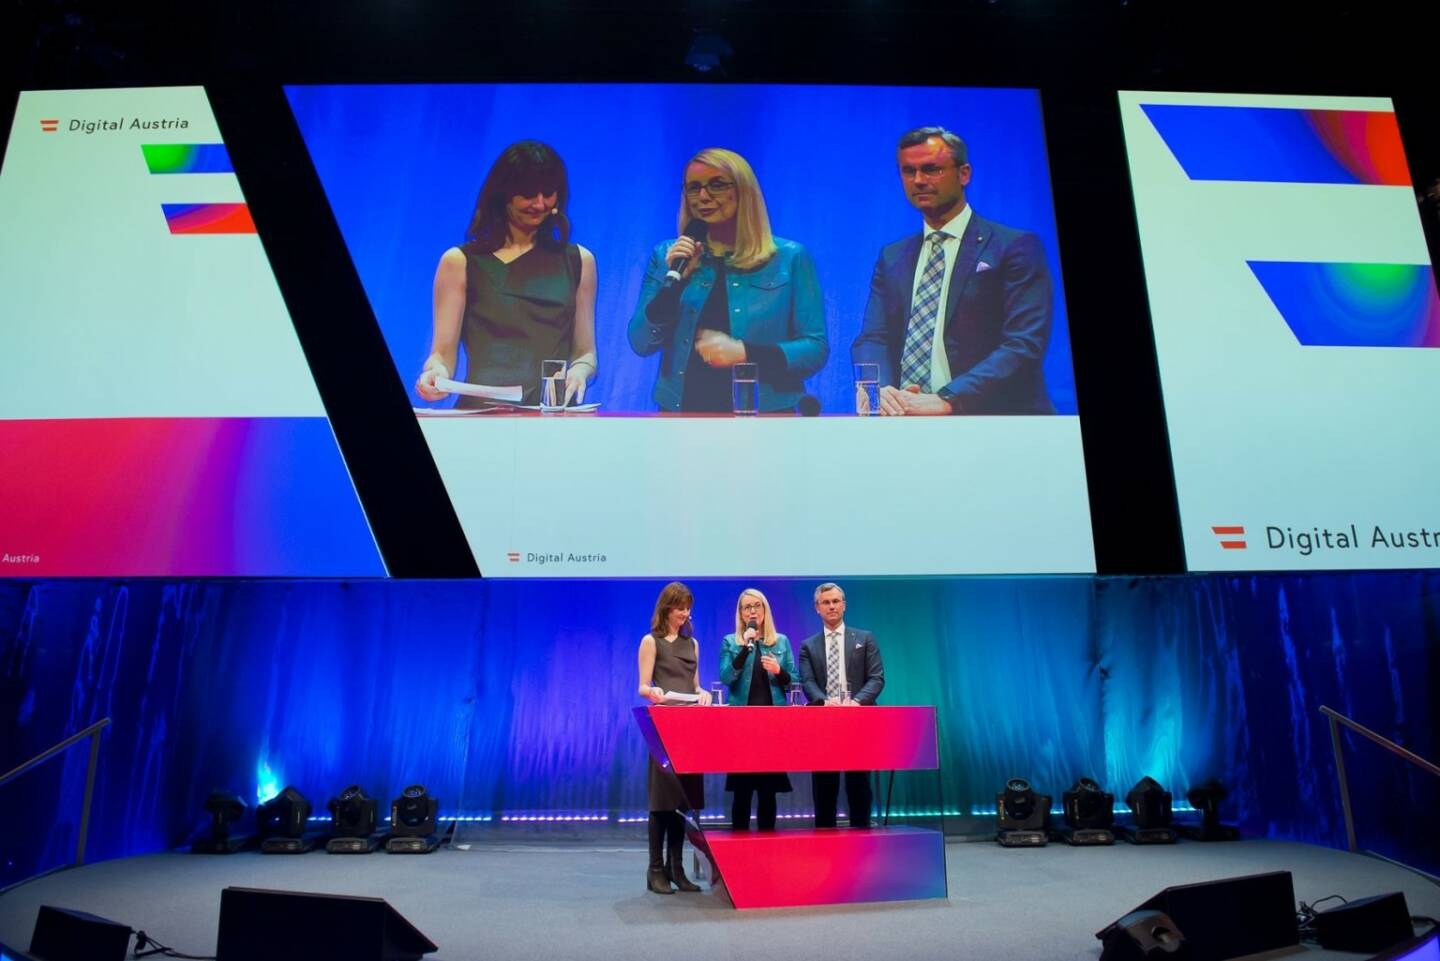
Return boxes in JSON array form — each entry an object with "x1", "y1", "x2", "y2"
[
  {"x1": 29, "y1": 905, "x2": 131, "y2": 961},
  {"x1": 1098, "y1": 909, "x2": 1191, "y2": 960},
  {"x1": 1314, "y1": 891, "x2": 1414, "y2": 953},
  {"x1": 1097, "y1": 871, "x2": 1297, "y2": 961},
  {"x1": 216, "y1": 887, "x2": 437, "y2": 961}
]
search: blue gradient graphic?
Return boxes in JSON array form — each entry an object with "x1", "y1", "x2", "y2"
[
  {"x1": 1139, "y1": 104, "x2": 1407, "y2": 185},
  {"x1": 1249, "y1": 261, "x2": 1440, "y2": 347}
]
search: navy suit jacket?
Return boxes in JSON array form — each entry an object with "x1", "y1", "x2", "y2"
[
  {"x1": 852, "y1": 212, "x2": 1055, "y2": 414},
  {"x1": 798, "y1": 626, "x2": 884, "y2": 706}
]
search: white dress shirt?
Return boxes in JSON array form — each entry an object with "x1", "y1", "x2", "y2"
[{"x1": 906, "y1": 204, "x2": 973, "y2": 391}]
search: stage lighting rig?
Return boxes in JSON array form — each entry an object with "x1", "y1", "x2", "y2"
[
  {"x1": 191, "y1": 791, "x2": 248, "y2": 854},
  {"x1": 257, "y1": 786, "x2": 315, "y2": 853},
  {"x1": 1120, "y1": 776, "x2": 1177, "y2": 844},
  {"x1": 1179, "y1": 778, "x2": 1240, "y2": 841},
  {"x1": 386, "y1": 784, "x2": 440, "y2": 854},
  {"x1": 1060, "y1": 777, "x2": 1115, "y2": 845},
  {"x1": 326, "y1": 784, "x2": 381, "y2": 853},
  {"x1": 996, "y1": 777, "x2": 1050, "y2": 846}
]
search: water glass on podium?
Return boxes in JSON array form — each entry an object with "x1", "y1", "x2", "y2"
[
  {"x1": 854, "y1": 363, "x2": 879, "y2": 416},
  {"x1": 787, "y1": 683, "x2": 805, "y2": 706},
  {"x1": 732, "y1": 363, "x2": 758, "y2": 416},
  {"x1": 709, "y1": 682, "x2": 726, "y2": 706},
  {"x1": 540, "y1": 359, "x2": 567, "y2": 413}
]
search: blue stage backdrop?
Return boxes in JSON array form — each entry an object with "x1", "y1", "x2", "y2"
[
  {"x1": 1, "y1": 574, "x2": 1436, "y2": 886},
  {"x1": 283, "y1": 83, "x2": 1076, "y2": 415}
]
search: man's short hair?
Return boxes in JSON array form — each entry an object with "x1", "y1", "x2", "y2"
[
  {"x1": 897, "y1": 126, "x2": 969, "y2": 167},
  {"x1": 813, "y1": 582, "x2": 845, "y2": 603}
]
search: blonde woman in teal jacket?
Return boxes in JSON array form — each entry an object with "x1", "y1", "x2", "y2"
[{"x1": 718, "y1": 587, "x2": 796, "y2": 830}]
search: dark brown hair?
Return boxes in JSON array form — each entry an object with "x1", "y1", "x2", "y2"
[
  {"x1": 466, "y1": 140, "x2": 571, "y2": 252},
  {"x1": 650, "y1": 582, "x2": 695, "y2": 638}
]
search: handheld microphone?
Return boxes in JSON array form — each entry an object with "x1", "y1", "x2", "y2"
[
  {"x1": 744, "y1": 619, "x2": 759, "y2": 651},
  {"x1": 664, "y1": 219, "x2": 710, "y2": 287}
]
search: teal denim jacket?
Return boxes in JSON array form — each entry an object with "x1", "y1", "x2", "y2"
[
  {"x1": 628, "y1": 237, "x2": 829, "y2": 412},
  {"x1": 718, "y1": 632, "x2": 796, "y2": 706}
]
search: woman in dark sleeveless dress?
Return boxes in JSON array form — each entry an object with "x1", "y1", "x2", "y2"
[
  {"x1": 416, "y1": 141, "x2": 597, "y2": 407},
  {"x1": 637, "y1": 581, "x2": 712, "y2": 894}
]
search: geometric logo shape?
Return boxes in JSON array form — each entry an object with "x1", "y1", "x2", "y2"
[
  {"x1": 1141, "y1": 104, "x2": 1413, "y2": 186},
  {"x1": 40, "y1": 118, "x2": 58, "y2": 133},
  {"x1": 1248, "y1": 262, "x2": 1440, "y2": 347},
  {"x1": 1211, "y1": 525, "x2": 1247, "y2": 549},
  {"x1": 142, "y1": 143, "x2": 234, "y2": 174},
  {"x1": 162, "y1": 202, "x2": 256, "y2": 234}
]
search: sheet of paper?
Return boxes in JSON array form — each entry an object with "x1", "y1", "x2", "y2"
[{"x1": 434, "y1": 377, "x2": 523, "y2": 403}]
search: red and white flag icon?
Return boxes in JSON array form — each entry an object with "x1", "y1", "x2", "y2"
[
  {"x1": 40, "y1": 119, "x2": 59, "y2": 133},
  {"x1": 1211, "y1": 525, "x2": 1246, "y2": 549}
]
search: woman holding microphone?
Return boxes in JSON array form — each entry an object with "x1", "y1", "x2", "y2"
[
  {"x1": 627, "y1": 148, "x2": 828, "y2": 412},
  {"x1": 718, "y1": 588, "x2": 796, "y2": 830}
]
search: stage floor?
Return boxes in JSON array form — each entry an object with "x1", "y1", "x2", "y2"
[{"x1": 1, "y1": 839, "x2": 1435, "y2": 960}]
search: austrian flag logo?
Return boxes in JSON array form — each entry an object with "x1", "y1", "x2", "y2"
[
  {"x1": 1211, "y1": 525, "x2": 1247, "y2": 549},
  {"x1": 40, "y1": 119, "x2": 59, "y2": 133}
]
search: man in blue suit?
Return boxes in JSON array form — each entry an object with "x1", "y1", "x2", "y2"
[
  {"x1": 799, "y1": 582, "x2": 885, "y2": 828},
  {"x1": 852, "y1": 126, "x2": 1055, "y2": 415}
]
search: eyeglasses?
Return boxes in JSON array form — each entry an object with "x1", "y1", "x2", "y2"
[
  {"x1": 900, "y1": 163, "x2": 954, "y2": 180},
  {"x1": 684, "y1": 178, "x2": 735, "y2": 198},
  {"x1": 740, "y1": 601, "x2": 764, "y2": 612}
]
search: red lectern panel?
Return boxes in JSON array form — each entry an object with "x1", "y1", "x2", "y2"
[
  {"x1": 635, "y1": 705, "x2": 947, "y2": 909},
  {"x1": 635, "y1": 705, "x2": 937, "y2": 773}
]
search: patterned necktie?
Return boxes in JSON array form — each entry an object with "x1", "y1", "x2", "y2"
[
  {"x1": 825, "y1": 631, "x2": 842, "y2": 699},
  {"x1": 900, "y1": 231, "x2": 950, "y2": 389}
]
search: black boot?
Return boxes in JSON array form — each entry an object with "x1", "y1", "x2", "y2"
[
  {"x1": 647, "y1": 813, "x2": 673, "y2": 894},
  {"x1": 666, "y1": 814, "x2": 701, "y2": 892}
]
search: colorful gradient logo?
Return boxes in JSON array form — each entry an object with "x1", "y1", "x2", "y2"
[
  {"x1": 1249, "y1": 262, "x2": 1440, "y2": 348},
  {"x1": 161, "y1": 202, "x2": 256, "y2": 234},
  {"x1": 142, "y1": 142, "x2": 233, "y2": 174},
  {"x1": 1143, "y1": 103, "x2": 1438, "y2": 350},
  {"x1": 1140, "y1": 104, "x2": 1412, "y2": 186},
  {"x1": 146, "y1": 142, "x2": 255, "y2": 234}
]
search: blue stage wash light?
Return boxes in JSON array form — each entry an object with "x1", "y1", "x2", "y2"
[
  {"x1": 390, "y1": 785, "x2": 438, "y2": 837},
  {"x1": 254, "y1": 761, "x2": 281, "y2": 804},
  {"x1": 997, "y1": 777, "x2": 1051, "y2": 846},
  {"x1": 193, "y1": 791, "x2": 248, "y2": 854},
  {"x1": 256, "y1": 786, "x2": 311, "y2": 839}
]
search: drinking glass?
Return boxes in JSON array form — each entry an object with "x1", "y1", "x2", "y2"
[
  {"x1": 540, "y1": 359, "x2": 567, "y2": 413},
  {"x1": 731, "y1": 363, "x2": 758, "y2": 416},
  {"x1": 854, "y1": 363, "x2": 879, "y2": 416}
]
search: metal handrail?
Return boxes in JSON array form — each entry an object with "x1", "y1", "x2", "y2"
[
  {"x1": 1320, "y1": 705, "x2": 1439, "y2": 854},
  {"x1": 0, "y1": 717, "x2": 111, "y2": 867}
]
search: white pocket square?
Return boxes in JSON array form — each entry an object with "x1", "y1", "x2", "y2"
[
  {"x1": 976, "y1": 261, "x2": 993, "y2": 273},
  {"x1": 854, "y1": 643, "x2": 863, "y2": 649}
]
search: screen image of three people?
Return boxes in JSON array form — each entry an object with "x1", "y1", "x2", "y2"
[
  {"x1": 414, "y1": 125, "x2": 1056, "y2": 415},
  {"x1": 637, "y1": 581, "x2": 885, "y2": 895}
]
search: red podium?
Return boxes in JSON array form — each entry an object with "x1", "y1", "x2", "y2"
[{"x1": 634, "y1": 705, "x2": 947, "y2": 909}]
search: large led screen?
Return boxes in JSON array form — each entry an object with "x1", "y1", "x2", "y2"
[
  {"x1": 0, "y1": 87, "x2": 384, "y2": 576},
  {"x1": 288, "y1": 84, "x2": 1093, "y2": 576},
  {"x1": 1121, "y1": 91, "x2": 1440, "y2": 571}
]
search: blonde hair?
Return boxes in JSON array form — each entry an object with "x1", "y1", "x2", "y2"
[
  {"x1": 734, "y1": 588, "x2": 779, "y2": 648},
  {"x1": 676, "y1": 148, "x2": 777, "y2": 271}
]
